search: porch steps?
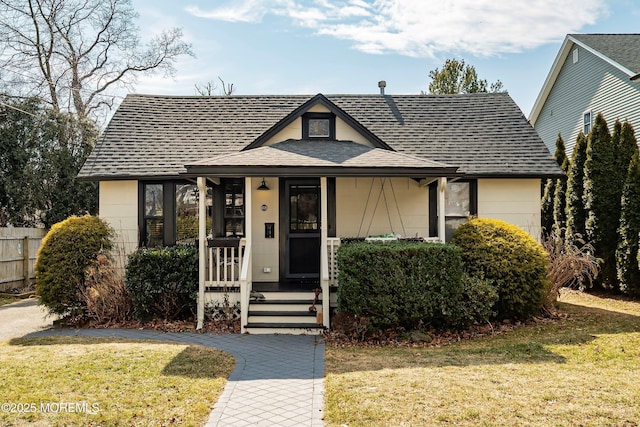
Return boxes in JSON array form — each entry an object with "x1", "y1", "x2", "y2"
[{"x1": 245, "y1": 289, "x2": 325, "y2": 335}]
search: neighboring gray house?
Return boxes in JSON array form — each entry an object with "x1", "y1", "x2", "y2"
[{"x1": 530, "y1": 34, "x2": 640, "y2": 154}]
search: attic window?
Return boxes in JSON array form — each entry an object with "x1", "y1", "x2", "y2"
[
  {"x1": 573, "y1": 48, "x2": 579, "y2": 64},
  {"x1": 303, "y1": 113, "x2": 335, "y2": 139}
]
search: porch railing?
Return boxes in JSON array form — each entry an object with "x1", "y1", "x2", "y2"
[
  {"x1": 327, "y1": 237, "x2": 341, "y2": 286},
  {"x1": 206, "y1": 239, "x2": 246, "y2": 288}
]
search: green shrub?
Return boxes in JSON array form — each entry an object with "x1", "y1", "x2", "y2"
[
  {"x1": 452, "y1": 218, "x2": 550, "y2": 320},
  {"x1": 35, "y1": 215, "x2": 114, "y2": 316},
  {"x1": 336, "y1": 242, "x2": 497, "y2": 330},
  {"x1": 125, "y1": 246, "x2": 198, "y2": 320}
]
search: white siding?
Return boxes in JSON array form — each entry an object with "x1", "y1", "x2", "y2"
[
  {"x1": 535, "y1": 44, "x2": 640, "y2": 155},
  {"x1": 477, "y1": 179, "x2": 541, "y2": 240},
  {"x1": 336, "y1": 177, "x2": 429, "y2": 238},
  {"x1": 99, "y1": 180, "x2": 139, "y2": 262},
  {"x1": 250, "y1": 177, "x2": 280, "y2": 281}
]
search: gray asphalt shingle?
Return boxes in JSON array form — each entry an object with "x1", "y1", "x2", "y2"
[
  {"x1": 571, "y1": 33, "x2": 640, "y2": 76},
  {"x1": 78, "y1": 92, "x2": 561, "y2": 179}
]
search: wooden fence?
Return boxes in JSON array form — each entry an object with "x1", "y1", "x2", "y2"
[{"x1": 0, "y1": 228, "x2": 46, "y2": 292}]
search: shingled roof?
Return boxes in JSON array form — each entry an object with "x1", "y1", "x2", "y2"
[
  {"x1": 570, "y1": 33, "x2": 640, "y2": 77},
  {"x1": 78, "y1": 92, "x2": 561, "y2": 179}
]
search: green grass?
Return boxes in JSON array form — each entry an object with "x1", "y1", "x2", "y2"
[
  {"x1": 0, "y1": 296, "x2": 19, "y2": 306},
  {"x1": 0, "y1": 336, "x2": 235, "y2": 426},
  {"x1": 325, "y1": 291, "x2": 640, "y2": 426}
]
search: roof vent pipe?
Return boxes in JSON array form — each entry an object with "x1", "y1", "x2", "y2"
[{"x1": 378, "y1": 80, "x2": 386, "y2": 95}]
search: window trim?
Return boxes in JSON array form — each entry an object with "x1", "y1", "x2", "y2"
[{"x1": 302, "y1": 112, "x2": 336, "y2": 139}]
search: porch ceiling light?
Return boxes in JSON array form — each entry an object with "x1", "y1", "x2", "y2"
[{"x1": 257, "y1": 178, "x2": 270, "y2": 191}]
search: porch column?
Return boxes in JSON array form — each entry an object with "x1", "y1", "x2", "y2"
[
  {"x1": 240, "y1": 177, "x2": 253, "y2": 333},
  {"x1": 438, "y1": 177, "x2": 447, "y2": 243},
  {"x1": 320, "y1": 176, "x2": 329, "y2": 328},
  {"x1": 196, "y1": 176, "x2": 207, "y2": 330}
]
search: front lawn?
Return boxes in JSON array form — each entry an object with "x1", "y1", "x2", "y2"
[
  {"x1": 325, "y1": 291, "x2": 640, "y2": 426},
  {"x1": 0, "y1": 337, "x2": 235, "y2": 426}
]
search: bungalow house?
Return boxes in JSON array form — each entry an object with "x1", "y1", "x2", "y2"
[
  {"x1": 79, "y1": 90, "x2": 561, "y2": 334},
  {"x1": 530, "y1": 34, "x2": 640, "y2": 154}
]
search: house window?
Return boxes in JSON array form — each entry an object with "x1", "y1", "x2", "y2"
[
  {"x1": 428, "y1": 179, "x2": 477, "y2": 241},
  {"x1": 143, "y1": 183, "x2": 164, "y2": 247},
  {"x1": 303, "y1": 113, "x2": 335, "y2": 139},
  {"x1": 140, "y1": 181, "x2": 213, "y2": 247},
  {"x1": 583, "y1": 110, "x2": 592, "y2": 134},
  {"x1": 175, "y1": 183, "x2": 200, "y2": 244},
  {"x1": 223, "y1": 179, "x2": 245, "y2": 236},
  {"x1": 573, "y1": 48, "x2": 579, "y2": 64}
]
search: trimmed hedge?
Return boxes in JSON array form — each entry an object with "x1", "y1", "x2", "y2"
[
  {"x1": 125, "y1": 246, "x2": 198, "y2": 320},
  {"x1": 35, "y1": 215, "x2": 114, "y2": 316},
  {"x1": 337, "y1": 242, "x2": 497, "y2": 330},
  {"x1": 451, "y1": 218, "x2": 550, "y2": 320}
]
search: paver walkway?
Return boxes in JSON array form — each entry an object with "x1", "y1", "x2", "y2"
[{"x1": 27, "y1": 328, "x2": 325, "y2": 426}]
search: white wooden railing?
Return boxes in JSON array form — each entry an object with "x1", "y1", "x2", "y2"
[
  {"x1": 206, "y1": 239, "x2": 246, "y2": 287},
  {"x1": 327, "y1": 238, "x2": 341, "y2": 287}
]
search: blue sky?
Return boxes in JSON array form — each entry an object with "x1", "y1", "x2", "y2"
[{"x1": 130, "y1": 0, "x2": 640, "y2": 117}]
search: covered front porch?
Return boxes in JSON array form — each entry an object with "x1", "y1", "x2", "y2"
[
  {"x1": 185, "y1": 141, "x2": 460, "y2": 334},
  {"x1": 191, "y1": 175, "x2": 454, "y2": 334}
]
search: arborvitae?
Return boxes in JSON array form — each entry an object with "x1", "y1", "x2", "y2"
[
  {"x1": 553, "y1": 155, "x2": 570, "y2": 236},
  {"x1": 565, "y1": 132, "x2": 588, "y2": 246},
  {"x1": 542, "y1": 133, "x2": 568, "y2": 237},
  {"x1": 584, "y1": 113, "x2": 618, "y2": 288},
  {"x1": 616, "y1": 122, "x2": 640, "y2": 295},
  {"x1": 617, "y1": 119, "x2": 638, "y2": 186}
]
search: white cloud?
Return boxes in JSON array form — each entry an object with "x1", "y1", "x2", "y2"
[{"x1": 185, "y1": 0, "x2": 608, "y2": 57}]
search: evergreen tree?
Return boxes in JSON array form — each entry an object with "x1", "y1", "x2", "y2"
[
  {"x1": 0, "y1": 98, "x2": 97, "y2": 227},
  {"x1": 584, "y1": 113, "x2": 618, "y2": 288},
  {"x1": 616, "y1": 123, "x2": 640, "y2": 296},
  {"x1": 542, "y1": 133, "x2": 568, "y2": 237},
  {"x1": 616, "y1": 119, "x2": 638, "y2": 186},
  {"x1": 565, "y1": 132, "x2": 588, "y2": 246},
  {"x1": 553, "y1": 154, "x2": 570, "y2": 236}
]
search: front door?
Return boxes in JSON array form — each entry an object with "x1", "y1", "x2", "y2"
[{"x1": 281, "y1": 178, "x2": 321, "y2": 282}]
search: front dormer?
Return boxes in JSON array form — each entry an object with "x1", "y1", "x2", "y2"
[{"x1": 245, "y1": 94, "x2": 391, "y2": 150}]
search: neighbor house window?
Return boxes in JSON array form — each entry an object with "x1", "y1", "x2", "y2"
[
  {"x1": 303, "y1": 113, "x2": 335, "y2": 139},
  {"x1": 583, "y1": 110, "x2": 592, "y2": 134},
  {"x1": 429, "y1": 179, "x2": 477, "y2": 241}
]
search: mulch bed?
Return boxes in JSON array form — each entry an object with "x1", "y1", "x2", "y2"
[
  {"x1": 323, "y1": 311, "x2": 569, "y2": 348},
  {"x1": 56, "y1": 316, "x2": 241, "y2": 334}
]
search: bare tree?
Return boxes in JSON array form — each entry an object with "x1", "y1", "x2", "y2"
[
  {"x1": 195, "y1": 76, "x2": 235, "y2": 97},
  {"x1": 0, "y1": 0, "x2": 193, "y2": 118}
]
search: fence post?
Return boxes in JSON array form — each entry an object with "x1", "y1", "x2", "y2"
[{"x1": 23, "y1": 236, "x2": 30, "y2": 287}]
